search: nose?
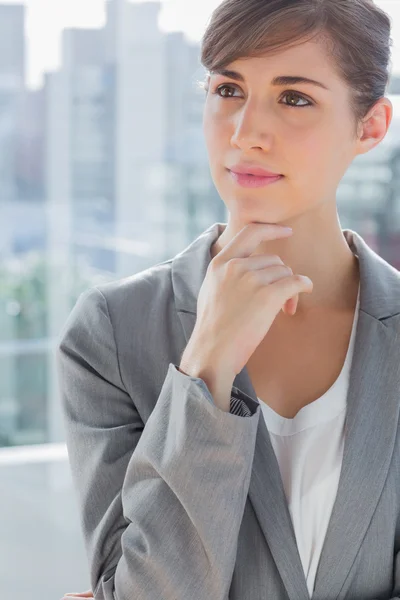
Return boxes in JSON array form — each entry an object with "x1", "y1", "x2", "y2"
[{"x1": 230, "y1": 101, "x2": 274, "y2": 151}]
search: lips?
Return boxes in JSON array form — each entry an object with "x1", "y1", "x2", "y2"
[
  {"x1": 228, "y1": 170, "x2": 283, "y2": 188},
  {"x1": 229, "y1": 165, "x2": 282, "y2": 177},
  {"x1": 238, "y1": 172, "x2": 278, "y2": 178}
]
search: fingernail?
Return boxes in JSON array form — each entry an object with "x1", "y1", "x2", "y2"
[{"x1": 300, "y1": 275, "x2": 312, "y2": 284}]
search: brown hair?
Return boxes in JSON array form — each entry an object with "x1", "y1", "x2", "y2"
[{"x1": 200, "y1": 0, "x2": 393, "y2": 137}]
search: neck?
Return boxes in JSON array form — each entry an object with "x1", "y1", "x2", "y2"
[{"x1": 210, "y1": 208, "x2": 360, "y2": 317}]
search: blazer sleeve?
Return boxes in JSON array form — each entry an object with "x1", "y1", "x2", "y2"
[
  {"x1": 175, "y1": 365, "x2": 254, "y2": 417},
  {"x1": 56, "y1": 286, "x2": 260, "y2": 600}
]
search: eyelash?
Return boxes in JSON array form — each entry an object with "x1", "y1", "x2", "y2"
[{"x1": 211, "y1": 84, "x2": 314, "y2": 108}]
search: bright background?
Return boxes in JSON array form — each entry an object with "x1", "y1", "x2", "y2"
[{"x1": 1, "y1": 1, "x2": 400, "y2": 599}]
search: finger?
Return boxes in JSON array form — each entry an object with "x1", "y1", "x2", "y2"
[
  {"x1": 272, "y1": 275, "x2": 313, "y2": 307},
  {"x1": 216, "y1": 222, "x2": 293, "y2": 263},
  {"x1": 292, "y1": 293, "x2": 299, "y2": 313},
  {"x1": 288, "y1": 294, "x2": 299, "y2": 315},
  {"x1": 282, "y1": 295, "x2": 297, "y2": 315}
]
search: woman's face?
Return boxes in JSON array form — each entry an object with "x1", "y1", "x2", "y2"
[{"x1": 202, "y1": 37, "x2": 389, "y2": 225}]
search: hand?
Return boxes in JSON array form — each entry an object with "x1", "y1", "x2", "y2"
[
  {"x1": 61, "y1": 592, "x2": 93, "y2": 599},
  {"x1": 188, "y1": 222, "x2": 313, "y2": 379}
]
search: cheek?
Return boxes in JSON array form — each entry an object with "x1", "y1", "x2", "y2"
[
  {"x1": 290, "y1": 123, "x2": 347, "y2": 179},
  {"x1": 203, "y1": 111, "x2": 228, "y2": 161},
  {"x1": 203, "y1": 109, "x2": 214, "y2": 150}
]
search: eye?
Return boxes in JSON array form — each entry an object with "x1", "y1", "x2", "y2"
[
  {"x1": 212, "y1": 84, "x2": 314, "y2": 108},
  {"x1": 280, "y1": 91, "x2": 313, "y2": 108},
  {"x1": 213, "y1": 84, "x2": 241, "y2": 98}
]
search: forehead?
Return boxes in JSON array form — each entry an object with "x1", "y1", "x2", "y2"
[{"x1": 224, "y1": 39, "x2": 341, "y2": 86}]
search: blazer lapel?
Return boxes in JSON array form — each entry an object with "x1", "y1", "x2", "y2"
[
  {"x1": 310, "y1": 230, "x2": 400, "y2": 600},
  {"x1": 172, "y1": 222, "x2": 400, "y2": 600},
  {"x1": 310, "y1": 309, "x2": 400, "y2": 600},
  {"x1": 234, "y1": 364, "x2": 312, "y2": 600}
]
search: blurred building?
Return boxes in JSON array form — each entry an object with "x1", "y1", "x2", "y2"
[
  {"x1": 164, "y1": 31, "x2": 226, "y2": 247},
  {"x1": 0, "y1": 3, "x2": 26, "y2": 217},
  {"x1": 15, "y1": 88, "x2": 45, "y2": 204},
  {"x1": 45, "y1": 0, "x2": 222, "y2": 444},
  {"x1": 0, "y1": 4, "x2": 25, "y2": 80},
  {"x1": 45, "y1": 0, "x2": 220, "y2": 284},
  {"x1": 2, "y1": 0, "x2": 400, "y2": 449},
  {"x1": 389, "y1": 74, "x2": 400, "y2": 94},
  {"x1": 0, "y1": 4, "x2": 36, "y2": 449},
  {"x1": 104, "y1": 0, "x2": 168, "y2": 276}
]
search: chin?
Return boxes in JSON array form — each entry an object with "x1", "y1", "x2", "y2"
[
  {"x1": 226, "y1": 207, "x2": 290, "y2": 227},
  {"x1": 224, "y1": 190, "x2": 285, "y2": 214}
]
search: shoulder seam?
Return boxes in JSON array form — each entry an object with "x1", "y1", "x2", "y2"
[{"x1": 94, "y1": 287, "x2": 129, "y2": 395}]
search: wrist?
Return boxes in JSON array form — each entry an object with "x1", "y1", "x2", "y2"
[
  {"x1": 179, "y1": 347, "x2": 235, "y2": 413},
  {"x1": 180, "y1": 340, "x2": 235, "y2": 385}
]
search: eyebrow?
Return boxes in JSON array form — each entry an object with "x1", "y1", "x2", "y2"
[{"x1": 210, "y1": 68, "x2": 330, "y2": 91}]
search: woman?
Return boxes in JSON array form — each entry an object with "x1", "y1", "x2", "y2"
[{"x1": 57, "y1": 1, "x2": 398, "y2": 599}]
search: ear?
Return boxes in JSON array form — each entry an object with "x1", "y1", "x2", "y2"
[{"x1": 355, "y1": 97, "x2": 393, "y2": 156}]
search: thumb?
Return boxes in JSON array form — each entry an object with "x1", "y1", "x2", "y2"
[{"x1": 282, "y1": 294, "x2": 298, "y2": 316}]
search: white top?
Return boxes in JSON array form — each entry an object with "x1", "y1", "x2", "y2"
[{"x1": 258, "y1": 284, "x2": 361, "y2": 598}]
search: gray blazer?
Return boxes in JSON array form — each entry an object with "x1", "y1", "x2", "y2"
[{"x1": 56, "y1": 221, "x2": 400, "y2": 600}]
